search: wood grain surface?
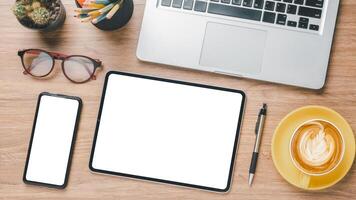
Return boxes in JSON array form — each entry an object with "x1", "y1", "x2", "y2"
[{"x1": 0, "y1": 0, "x2": 355, "y2": 199}]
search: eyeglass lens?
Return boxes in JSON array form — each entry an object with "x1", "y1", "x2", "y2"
[
  {"x1": 63, "y1": 56, "x2": 95, "y2": 83},
  {"x1": 23, "y1": 50, "x2": 53, "y2": 77}
]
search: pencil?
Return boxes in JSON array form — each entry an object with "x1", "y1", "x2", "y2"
[
  {"x1": 75, "y1": 8, "x2": 97, "y2": 14},
  {"x1": 82, "y1": 3, "x2": 106, "y2": 9},
  {"x1": 74, "y1": 13, "x2": 89, "y2": 18},
  {"x1": 76, "y1": 0, "x2": 86, "y2": 6},
  {"x1": 92, "y1": 13, "x2": 108, "y2": 24},
  {"x1": 97, "y1": 3, "x2": 115, "y2": 14},
  {"x1": 89, "y1": 0, "x2": 112, "y2": 4},
  {"x1": 87, "y1": 10, "x2": 101, "y2": 16},
  {"x1": 81, "y1": 12, "x2": 101, "y2": 22},
  {"x1": 106, "y1": 3, "x2": 120, "y2": 19},
  {"x1": 80, "y1": 16, "x2": 93, "y2": 22}
]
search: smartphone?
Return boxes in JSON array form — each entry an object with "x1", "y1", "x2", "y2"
[{"x1": 23, "y1": 92, "x2": 82, "y2": 189}]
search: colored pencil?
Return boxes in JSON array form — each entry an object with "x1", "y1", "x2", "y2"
[
  {"x1": 105, "y1": 3, "x2": 120, "y2": 19},
  {"x1": 82, "y1": 3, "x2": 106, "y2": 9},
  {"x1": 89, "y1": 0, "x2": 112, "y2": 4},
  {"x1": 97, "y1": 3, "x2": 115, "y2": 14},
  {"x1": 80, "y1": 16, "x2": 93, "y2": 22},
  {"x1": 74, "y1": 13, "x2": 89, "y2": 18},
  {"x1": 76, "y1": 0, "x2": 86, "y2": 6},
  {"x1": 87, "y1": 10, "x2": 101, "y2": 16},
  {"x1": 75, "y1": 8, "x2": 97, "y2": 13},
  {"x1": 92, "y1": 13, "x2": 108, "y2": 24}
]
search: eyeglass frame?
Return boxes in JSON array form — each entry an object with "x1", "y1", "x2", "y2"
[{"x1": 18, "y1": 48, "x2": 103, "y2": 83}]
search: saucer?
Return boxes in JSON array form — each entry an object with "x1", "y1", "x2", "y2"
[{"x1": 271, "y1": 106, "x2": 355, "y2": 190}]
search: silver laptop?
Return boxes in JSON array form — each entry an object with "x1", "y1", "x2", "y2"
[{"x1": 137, "y1": 0, "x2": 339, "y2": 89}]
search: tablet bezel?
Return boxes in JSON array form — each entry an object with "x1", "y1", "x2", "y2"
[{"x1": 89, "y1": 71, "x2": 246, "y2": 192}]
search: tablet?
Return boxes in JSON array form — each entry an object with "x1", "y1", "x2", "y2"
[{"x1": 89, "y1": 71, "x2": 245, "y2": 192}]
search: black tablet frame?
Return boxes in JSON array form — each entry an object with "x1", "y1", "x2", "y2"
[
  {"x1": 89, "y1": 71, "x2": 246, "y2": 192},
  {"x1": 23, "y1": 92, "x2": 82, "y2": 189}
]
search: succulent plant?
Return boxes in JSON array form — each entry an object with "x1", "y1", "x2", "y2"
[
  {"x1": 12, "y1": 2, "x2": 27, "y2": 19},
  {"x1": 29, "y1": 7, "x2": 50, "y2": 25},
  {"x1": 25, "y1": 4, "x2": 33, "y2": 12},
  {"x1": 31, "y1": 1, "x2": 41, "y2": 9}
]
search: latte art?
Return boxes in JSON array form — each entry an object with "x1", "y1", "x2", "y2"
[
  {"x1": 290, "y1": 120, "x2": 344, "y2": 175},
  {"x1": 297, "y1": 122, "x2": 335, "y2": 167}
]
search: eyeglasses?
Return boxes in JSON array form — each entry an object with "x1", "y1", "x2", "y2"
[{"x1": 18, "y1": 49, "x2": 103, "y2": 83}]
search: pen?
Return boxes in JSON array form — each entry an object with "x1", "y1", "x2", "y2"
[{"x1": 248, "y1": 103, "x2": 267, "y2": 186}]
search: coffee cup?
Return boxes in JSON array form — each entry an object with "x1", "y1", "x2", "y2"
[{"x1": 289, "y1": 119, "x2": 345, "y2": 188}]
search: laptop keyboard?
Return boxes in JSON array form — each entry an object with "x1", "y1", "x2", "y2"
[{"x1": 160, "y1": 0, "x2": 324, "y2": 32}]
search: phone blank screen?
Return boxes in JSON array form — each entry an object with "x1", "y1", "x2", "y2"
[
  {"x1": 24, "y1": 95, "x2": 79, "y2": 187},
  {"x1": 91, "y1": 73, "x2": 244, "y2": 191}
]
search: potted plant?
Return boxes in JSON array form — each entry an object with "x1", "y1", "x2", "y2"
[
  {"x1": 75, "y1": 0, "x2": 133, "y2": 31},
  {"x1": 12, "y1": 0, "x2": 66, "y2": 31}
]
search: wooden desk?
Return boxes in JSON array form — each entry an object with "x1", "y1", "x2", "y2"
[{"x1": 0, "y1": 0, "x2": 355, "y2": 199}]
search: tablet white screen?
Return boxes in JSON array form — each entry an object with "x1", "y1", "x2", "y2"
[
  {"x1": 91, "y1": 73, "x2": 244, "y2": 191},
  {"x1": 25, "y1": 95, "x2": 79, "y2": 186}
]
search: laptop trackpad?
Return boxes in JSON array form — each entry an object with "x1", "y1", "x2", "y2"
[{"x1": 200, "y1": 22, "x2": 267, "y2": 75}]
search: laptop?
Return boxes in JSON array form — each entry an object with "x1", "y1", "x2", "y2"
[{"x1": 137, "y1": 0, "x2": 340, "y2": 89}]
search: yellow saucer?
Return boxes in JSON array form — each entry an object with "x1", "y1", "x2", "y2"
[{"x1": 271, "y1": 106, "x2": 355, "y2": 190}]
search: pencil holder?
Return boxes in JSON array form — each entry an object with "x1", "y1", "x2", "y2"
[{"x1": 75, "y1": 0, "x2": 133, "y2": 31}]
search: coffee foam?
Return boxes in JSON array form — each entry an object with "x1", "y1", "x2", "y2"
[
  {"x1": 291, "y1": 120, "x2": 343, "y2": 175},
  {"x1": 297, "y1": 122, "x2": 335, "y2": 167}
]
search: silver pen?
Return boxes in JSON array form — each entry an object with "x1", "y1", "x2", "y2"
[{"x1": 248, "y1": 103, "x2": 267, "y2": 186}]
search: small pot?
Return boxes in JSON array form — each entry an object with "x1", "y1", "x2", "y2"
[
  {"x1": 17, "y1": 0, "x2": 66, "y2": 32},
  {"x1": 76, "y1": 0, "x2": 134, "y2": 31}
]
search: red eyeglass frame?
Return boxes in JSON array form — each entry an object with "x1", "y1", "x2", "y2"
[{"x1": 18, "y1": 49, "x2": 103, "y2": 83}]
